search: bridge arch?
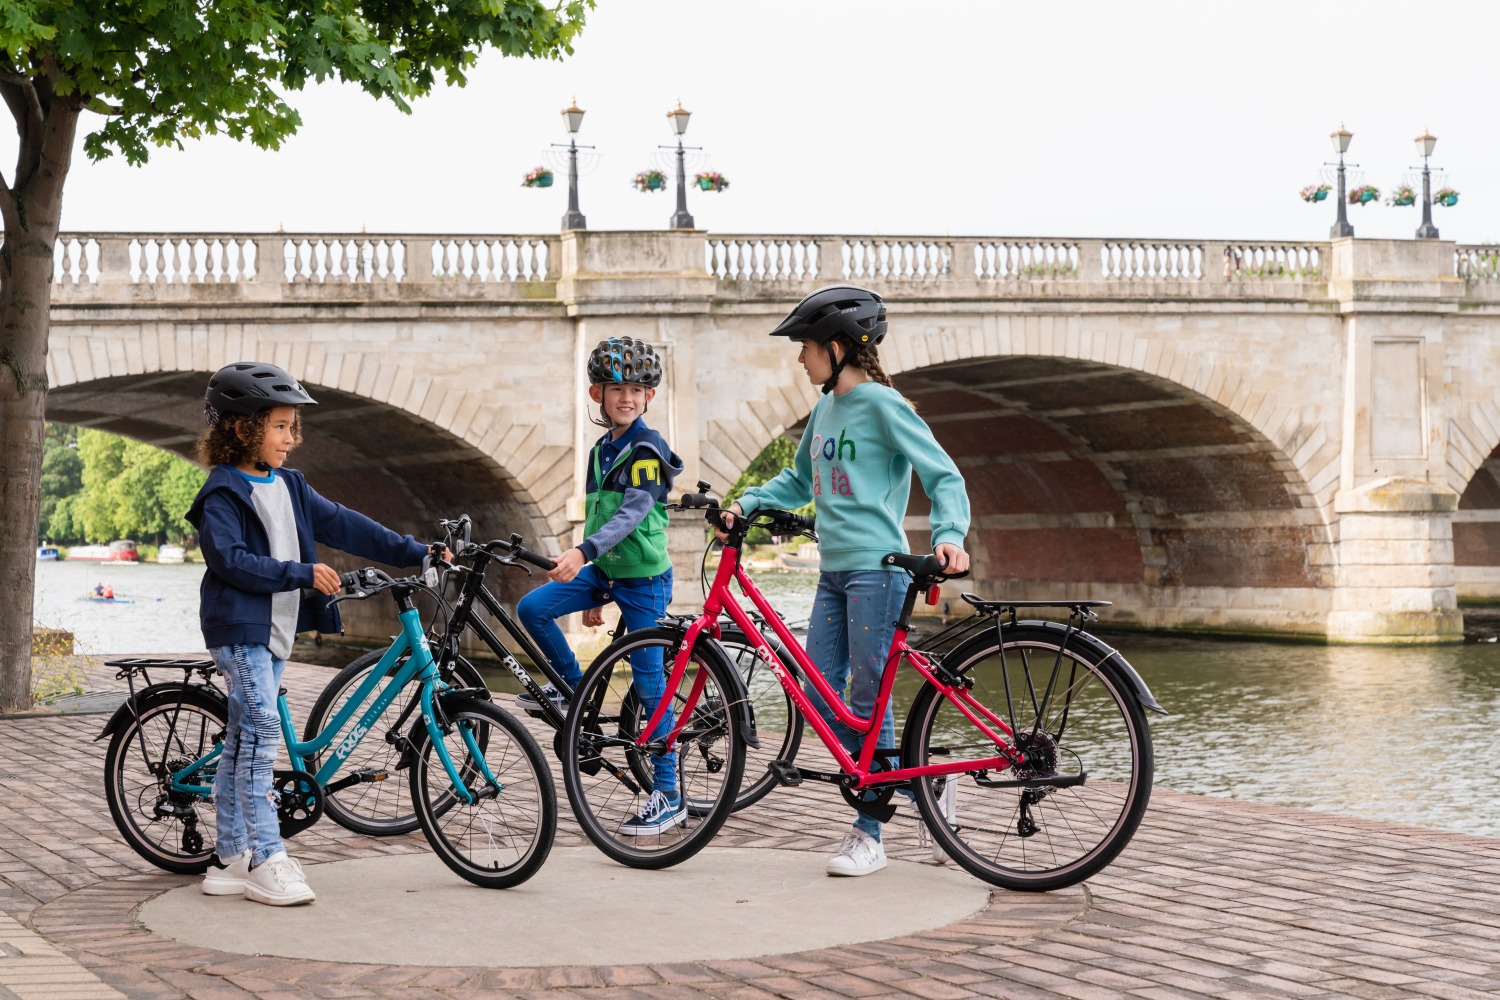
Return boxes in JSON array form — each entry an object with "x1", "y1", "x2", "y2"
[
  {"x1": 719, "y1": 348, "x2": 1335, "y2": 636},
  {"x1": 46, "y1": 370, "x2": 557, "y2": 636}
]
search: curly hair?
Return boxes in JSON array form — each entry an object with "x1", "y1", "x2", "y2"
[{"x1": 195, "y1": 408, "x2": 303, "y2": 467}]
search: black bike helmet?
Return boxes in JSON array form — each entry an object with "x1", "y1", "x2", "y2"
[
  {"x1": 204, "y1": 362, "x2": 317, "y2": 426},
  {"x1": 769, "y1": 285, "x2": 887, "y2": 348},
  {"x1": 586, "y1": 337, "x2": 663, "y2": 388}
]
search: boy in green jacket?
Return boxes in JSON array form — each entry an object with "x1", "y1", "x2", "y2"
[{"x1": 517, "y1": 337, "x2": 686, "y2": 834}]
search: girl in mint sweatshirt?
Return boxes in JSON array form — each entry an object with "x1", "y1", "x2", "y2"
[{"x1": 729, "y1": 285, "x2": 971, "y2": 878}]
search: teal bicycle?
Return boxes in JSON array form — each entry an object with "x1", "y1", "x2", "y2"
[{"x1": 98, "y1": 556, "x2": 556, "y2": 889}]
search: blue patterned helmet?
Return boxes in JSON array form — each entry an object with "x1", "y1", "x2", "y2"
[{"x1": 587, "y1": 337, "x2": 663, "y2": 387}]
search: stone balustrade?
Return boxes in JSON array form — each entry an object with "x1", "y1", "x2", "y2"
[
  {"x1": 46, "y1": 233, "x2": 1500, "y2": 295},
  {"x1": 51, "y1": 233, "x2": 559, "y2": 286}
]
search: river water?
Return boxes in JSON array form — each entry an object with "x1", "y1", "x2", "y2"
[{"x1": 35, "y1": 561, "x2": 1500, "y2": 839}]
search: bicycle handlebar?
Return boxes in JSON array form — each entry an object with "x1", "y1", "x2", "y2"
[{"x1": 478, "y1": 533, "x2": 557, "y2": 573}]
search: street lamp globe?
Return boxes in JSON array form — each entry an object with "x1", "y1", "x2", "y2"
[
  {"x1": 667, "y1": 99, "x2": 692, "y2": 137},
  {"x1": 1415, "y1": 128, "x2": 1437, "y2": 159},
  {"x1": 562, "y1": 98, "x2": 585, "y2": 135},
  {"x1": 1330, "y1": 124, "x2": 1353, "y2": 156}
]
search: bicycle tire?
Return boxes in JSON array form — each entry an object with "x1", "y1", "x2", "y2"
[
  {"x1": 561, "y1": 626, "x2": 745, "y2": 869},
  {"x1": 902, "y1": 624, "x2": 1153, "y2": 892},
  {"x1": 616, "y1": 625, "x2": 802, "y2": 814},
  {"x1": 303, "y1": 648, "x2": 487, "y2": 836},
  {"x1": 103, "y1": 688, "x2": 227, "y2": 875},
  {"x1": 409, "y1": 697, "x2": 556, "y2": 889}
]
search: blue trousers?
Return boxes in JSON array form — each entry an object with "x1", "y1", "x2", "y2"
[
  {"x1": 804, "y1": 570, "x2": 909, "y2": 841},
  {"x1": 210, "y1": 643, "x2": 287, "y2": 867},
  {"x1": 517, "y1": 565, "x2": 677, "y2": 794}
]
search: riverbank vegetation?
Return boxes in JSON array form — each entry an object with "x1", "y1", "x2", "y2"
[{"x1": 38, "y1": 424, "x2": 204, "y2": 546}]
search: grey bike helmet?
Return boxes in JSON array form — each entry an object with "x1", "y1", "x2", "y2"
[
  {"x1": 204, "y1": 361, "x2": 317, "y2": 426},
  {"x1": 769, "y1": 285, "x2": 887, "y2": 348},
  {"x1": 587, "y1": 337, "x2": 663, "y2": 388}
]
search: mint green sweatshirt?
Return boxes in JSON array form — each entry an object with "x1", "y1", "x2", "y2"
[{"x1": 738, "y1": 382, "x2": 971, "y2": 572}]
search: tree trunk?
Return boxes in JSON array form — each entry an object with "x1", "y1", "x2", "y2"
[
  {"x1": 0, "y1": 249, "x2": 52, "y2": 709},
  {"x1": 0, "y1": 95, "x2": 80, "y2": 711}
]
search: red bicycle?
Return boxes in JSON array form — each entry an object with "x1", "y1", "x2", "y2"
[{"x1": 560, "y1": 483, "x2": 1164, "y2": 890}]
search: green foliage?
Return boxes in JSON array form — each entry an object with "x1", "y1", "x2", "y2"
[
  {"x1": 724, "y1": 435, "x2": 814, "y2": 545},
  {"x1": 40, "y1": 427, "x2": 205, "y2": 544},
  {"x1": 0, "y1": 0, "x2": 593, "y2": 166},
  {"x1": 37, "y1": 423, "x2": 81, "y2": 540}
]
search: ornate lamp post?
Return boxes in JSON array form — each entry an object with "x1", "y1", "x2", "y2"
[
  {"x1": 665, "y1": 100, "x2": 697, "y2": 230},
  {"x1": 1327, "y1": 124, "x2": 1355, "y2": 238},
  {"x1": 556, "y1": 98, "x2": 590, "y2": 230},
  {"x1": 1414, "y1": 128, "x2": 1440, "y2": 240}
]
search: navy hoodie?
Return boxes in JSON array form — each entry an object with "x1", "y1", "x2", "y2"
[{"x1": 186, "y1": 465, "x2": 429, "y2": 650}]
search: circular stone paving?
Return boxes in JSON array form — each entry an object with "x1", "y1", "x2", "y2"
[{"x1": 140, "y1": 847, "x2": 1003, "y2": 967}]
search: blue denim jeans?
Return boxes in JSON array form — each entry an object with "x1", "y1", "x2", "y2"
[
  {"x1": 210, "y1": 643, "x2": 288, "y2": 867},
  {"x1": 517, "y1": 565, "x2": 677, "y2": 794},
  {"x1": 804, "y1": 569, "x2": 910, "y2": 841}
]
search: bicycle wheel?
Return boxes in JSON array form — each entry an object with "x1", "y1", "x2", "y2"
[
  {"x1": 103, "y1": 688, "x2": 226, "y2": 874},
  {"x1": 618, "y1": 626, "x2": 803, "y2": 814},
  {"x1": 304, "y1": 648, "x2": 486, "y2": 836},
  {"x1": 902, "y1": 624, "x2": 1153, "y2": 892},
  {"x1": 562, "y1": 627, "x2": 745, "y2": 869},
  {"x1": 410, "y1": 697, "x2": 556, "y2": 889}
]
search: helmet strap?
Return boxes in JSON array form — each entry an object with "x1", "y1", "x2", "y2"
[{"x1": 821, "y1": 340, "x2": 851, "y2": 395}]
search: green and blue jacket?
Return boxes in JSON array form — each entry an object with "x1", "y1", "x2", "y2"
[{"x1": 580, "y1": 419, "x2": 684, "y2": 580}]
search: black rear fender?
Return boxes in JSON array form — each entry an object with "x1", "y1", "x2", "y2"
[
  {"x1": 949, "y1": 620, "x2": 1166, "y2": 715},
  {"x1": 95, "y1": 683, "x2": 229, "y2": 742}
]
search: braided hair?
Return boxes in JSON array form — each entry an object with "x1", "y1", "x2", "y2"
[{"x1": 844, "y1": 343, "x2": 917, "y2": 410}]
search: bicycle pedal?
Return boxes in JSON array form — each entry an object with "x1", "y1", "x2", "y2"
[{"x1": 769, "y1": 759, "x2": 803, "y2": 787}]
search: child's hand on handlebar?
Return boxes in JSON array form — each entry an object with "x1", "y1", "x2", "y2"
[
  {"x1": 934, "y1": 543, "x2": 970, "y2": 576},
  {"x1": 548, "y1": 548, "x2": 587, "y2": 583},
  {"x1": 714, "y1": 503, "x2": 744, "y2": 542},
  {"x1": 581, "y1": 606, "x2": 605, "y2": 627},
  {"x1": 311, "y1": 563, "x2": 341, "y2": 595}
]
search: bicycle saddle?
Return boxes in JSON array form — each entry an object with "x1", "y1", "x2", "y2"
[{"x1": 881, "y1": 551, "x2": 970, "y2": 581}]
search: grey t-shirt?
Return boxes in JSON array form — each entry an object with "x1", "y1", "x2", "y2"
[{"x1": 245, "y1": 470, "x2": 300, "y2": 659}]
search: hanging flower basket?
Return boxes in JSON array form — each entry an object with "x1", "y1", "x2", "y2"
[
  {"x1": 1299, "y1": 183, "x2": 1331, "y2": 203},
  {"x1": 634, "y1": 169, "x2": 667, "y2": 192},
  {"x1": 522, "y1": 166, "x2": 554, "y2": 188},
  {"x1": 1388, "y1": 184, "x2": 1416, "y2": 207},
  {"x1": 1348, "y1": 185, "x2": 1380, "y2": 206},
  {"x1": 695, "y1": 171, "x2": 730, "y2": 193},
  {"x1": 1434, "y1": 187, "x2": 1459, "y2": 207}
]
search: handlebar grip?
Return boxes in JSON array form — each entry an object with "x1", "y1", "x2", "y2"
[
  {"x1": 680, "y1": 492, "x2": 720, "y2": 509},
  {"x1": 515, "y1": 547, "x2": 557, "y2": 572},
  {"x1": 781, "y1": 512, "x2": 815, "y2": 532}
]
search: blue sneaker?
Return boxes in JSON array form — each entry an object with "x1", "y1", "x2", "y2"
[
  {"x1": 514, "y1": 683, "x2": 567, "y2": 714},
  {"x1": 618, "y1": 790, "x2": 685, "y2": 836}
]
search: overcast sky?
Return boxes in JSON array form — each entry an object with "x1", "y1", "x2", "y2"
[{"x1": 32, "y1": 0, "x2": 1500, "y2": 243}]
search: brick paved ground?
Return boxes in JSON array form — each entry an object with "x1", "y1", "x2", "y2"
[{"x1": 3, "y1": 656, "x2": 1499, "y2": 999}]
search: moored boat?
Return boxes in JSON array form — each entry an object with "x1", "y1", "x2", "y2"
[
  {"x1": 67, "y1": 539, "x2": 140, "y2": 563},
  {"x1": 156, "y1": 544, "x2": 186, "y2": 564},
  {"x1": 36, "y1": 543, "x2": 60, "y2": 561}
]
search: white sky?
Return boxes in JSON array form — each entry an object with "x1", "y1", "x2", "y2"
[{"x1": 40, "y1": 0, "x2": 1500, "y2": 243}]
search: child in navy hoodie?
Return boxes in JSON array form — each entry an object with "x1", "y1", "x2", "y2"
[{"x1": 186, "y1": 362, "x2": 429, "y2": 906}]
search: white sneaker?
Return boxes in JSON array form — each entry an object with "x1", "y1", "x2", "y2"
[
  {"x1": 243, "y1": 851, "x2": 316, "y2": 906},
  {"x1": 927, "y1": 777, "x2": 958, "y2": 863},
  {"x1": 826, "y1": 826, "x2": 887, "y2": 877},
  {"x1": 201, "y1": 849, "x2": 250, "y2": 895}
]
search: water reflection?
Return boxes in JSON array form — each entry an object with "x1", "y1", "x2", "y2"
[{"x1": 1125, "y1": 635, "x2": 1500, "y2": 838}]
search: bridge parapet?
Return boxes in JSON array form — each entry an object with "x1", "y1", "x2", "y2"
[
  {"x1": 52, "y1": 232, "x2": 560, "y2": 288},
  {"x1": 705, "y1": 234, "x2": 1329, "y2": 290}
]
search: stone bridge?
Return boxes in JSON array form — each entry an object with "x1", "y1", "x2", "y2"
[{"x1": 39, "y1": 229, "x2": 1500, "y2": 642}]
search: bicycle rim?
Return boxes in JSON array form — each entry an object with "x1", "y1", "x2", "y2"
[
  {"x1": 411, "y1": 699, "x2": 555, "y2": 889},
  {"x1": 905, "y1": 628, "x2": 1152, "y2": 891},
  {"x1": 104, "y1": 696, "x2": 224, "y2": 874},
  {"x1": 562, "y1": 628, "x2": 744, "y2": 869}
]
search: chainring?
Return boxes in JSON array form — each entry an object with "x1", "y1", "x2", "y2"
[{"x1": 272, "y1": 768, "x2": 324, "y2": 838}]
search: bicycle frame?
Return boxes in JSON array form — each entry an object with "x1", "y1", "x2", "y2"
[
  {"x1": 167, "y1": 605, "x2": 497, "y2": 806},
  {"x1": 639, "y1": 541, "x2": 1026, "y2": 790}
]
